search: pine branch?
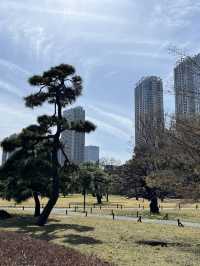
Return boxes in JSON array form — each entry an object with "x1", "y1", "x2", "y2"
[
  {"x1": 60, "y1": 145, "x2": 70, "y2": 163},
  {"x1": 69, "y1": 120, "x2": 96, "y2": 133}
]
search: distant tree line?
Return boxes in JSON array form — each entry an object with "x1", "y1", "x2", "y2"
[{"x1": 109, "y1": 114, "x2": 200, "y2": 214}]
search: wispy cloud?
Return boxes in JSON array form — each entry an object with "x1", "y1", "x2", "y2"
[
  {"x1": 0, "y1": 80, "x2": 23, "y2": 97},
  {"x1": 0, "y1": 58, "x2": 31, "y2": 76},
  {"x1": 150, "y1": 0, "x2": 200, "y2": 28},
  {"x1": 108, "y1": 50, "x2": 171, "y2": 60},
  {"x1": 0, "y1": 1, "x2": 128, "y2": 25},
  {"x1": 87, "y1": 105, "x2": 133, "y2": 130},
  {"x1": 87, "y1": 116, "x2": 130, "y2": 140},
  {"x1": 0, "y1": 0, "x2": 199, "y2": 162}
]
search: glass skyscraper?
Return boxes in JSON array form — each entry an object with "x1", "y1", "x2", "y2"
[
  {"x1": 59, "y1": 106, "x2": 85, "y2": 165},
  {"x1": 135, "y1": 76, "x2": 164, "y2": 148}
]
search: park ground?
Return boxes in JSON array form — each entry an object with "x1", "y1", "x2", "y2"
[
  {"x1": 1, "y1": 194, "x2": 200, "y2": 223},
  {"x1": 1, "y1": 195, "x2": 200, "y2": 266}
]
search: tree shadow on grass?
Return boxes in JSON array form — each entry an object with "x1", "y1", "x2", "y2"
[
  {"x1": 0, "y1": 214, "x2": 97, "y2": 244},
  {"x1": 136, "y1": 239, "x2": 200, "y2": 257},
  {"x1": 63, "y1": 234, "x2": 103, "y2": 245}
]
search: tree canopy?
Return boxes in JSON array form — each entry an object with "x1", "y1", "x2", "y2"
[{"x1": 1, "y1": 64, "x2": 96, "y2": 225}]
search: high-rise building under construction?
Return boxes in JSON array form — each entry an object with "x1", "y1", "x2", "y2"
[{"x1": 174, "y1": 54, "x2": 200, "y2": 119}]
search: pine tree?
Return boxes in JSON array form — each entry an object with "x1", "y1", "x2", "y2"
[
  {"x1": 1, "y1": 64, "x2": 96, "y2": 225},
  {"x1": 0, "y1": 126, "x2": 53, "y2": 217},
  {"x1": 0, "y1": 148, "x2": 50, "y2": 217}
]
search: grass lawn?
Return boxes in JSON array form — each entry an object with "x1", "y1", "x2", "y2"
[
  {"x1": 1, "y1": 194, "x2": 200, "y2": 224},
  {"x1": 1, "y1": 194, "x2": 200, "y2": 223},
  {"x1": 0, "y1": 194, "x2": 199, "y2": 209},
  {"x1": 0, "y1": 211, "x2": 200, "y2": 266},
  {"x1": 81, "y1": 208, "x2": 200, "y2": 223},
  {"x1": 0, "y1": 194, "x2": 148, "y2": 208}
]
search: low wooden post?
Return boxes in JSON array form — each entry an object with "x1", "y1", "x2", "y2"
[
  {"x1": 66, "y1": 209, "x2": 68, "y2": 215},
  {"x1": 177, "y1": 219, "x2": 184, "y2": 227},
  {"x1": 22, "y1": 206, "x2": 24, "y2": 211},
  {"x1": 111, "y1": 210, "x2": 115, "y2": 220},
  {"x1": 196, "y1": 204, "x2": 198, "y2": 210},
  {"x1": 163, "y1": 213, "x2": 168, "y2": 220}
]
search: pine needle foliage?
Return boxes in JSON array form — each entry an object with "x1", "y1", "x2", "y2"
[{"x1": 1, "y1": 64, "x2": 96, "y2": 225}]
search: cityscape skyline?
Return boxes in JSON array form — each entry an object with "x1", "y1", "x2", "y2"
[{"x1": 1, "y1": 1, "x2": 200, "y2": 162}]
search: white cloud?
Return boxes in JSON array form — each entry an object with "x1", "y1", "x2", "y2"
[
  {"x1": 0, "y1": 58, "x2": 31, "y2": 76},
  {"x1": 87, "y1": 104, "x2": 133, "y2": 131},
  {"x1": 0, "y1": 0, "x2": 200, "y2": 163},
  {"x1": 0, "y1": 1, "x2": 129, "y2": 25},
  {"x1": 0, "y1": 80, "x2": 23, "y2": 97},
  {"x1": 150, "y1": 0, "x2": 200, "y2": 28},
  {"x1": 108, "y1": 50, "x2": 171, "y2": 60},
  {"x1": 87, "y1": 116, "x2": 130, "y2": 140}
]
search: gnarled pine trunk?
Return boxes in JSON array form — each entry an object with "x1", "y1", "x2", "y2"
[
  {"x1": 36, "y1": 90, "x2": 62, "y2": 226},
  {"x1": 96, "y1": 194, "x2": 102, "y2": 204},
  {"x1": 135, "y1": 184, "x2": 139, "y2": 200},
  {"x1": 150, "y1": 195, "x2": 159, "y2": 214},
  {"x1": 83, "y1": 190, "x2": 86, "y2": 212},
  {"x1": 106, "y1": 192, "x2": 109, "y2": 202},
  {"x1": 33, "y1": 192, "x2": 40, "y2": 217},
  {"x1": 37, "y1": 133, "x2": 60, "y2": 226}
]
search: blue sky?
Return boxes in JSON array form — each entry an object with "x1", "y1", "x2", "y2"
[{"x1": 0, "y1": 0, "x2": 200, "y2": 163}]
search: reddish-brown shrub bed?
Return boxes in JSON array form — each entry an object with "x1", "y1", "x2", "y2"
[{"x1": 0, "y1": 231, "x2": 112, "y2": 266}]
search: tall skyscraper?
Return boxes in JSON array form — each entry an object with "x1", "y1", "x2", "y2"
[
  {"x1": 135, "y1": 76, "x2": 164, "y2": 148},
  {"x1": 174, "y1": 54, "x2": 200, "y2": 119},
  {"x1": 60, "y1": 106, "x2": 85, "y2": 165},
  {"x1": 84, "y1": 145, "x2": 99, "y2": 163}
]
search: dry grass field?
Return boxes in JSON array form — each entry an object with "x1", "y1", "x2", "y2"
[
  {"x1": 81, "y1": 208, "x2": 200, "y2": 223},
  {"x1": 1, "y1": 194, "x2": 200, "y2": 223},
  {"x1": 1, "y1": 194, "x2": 200, "y2": 265},
  {"x1": 0, "y1": 212, "x2": 200, "y2": 266},
  {"x1": 0, "y1": 194, "x2": 198, "y2": 209}
]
